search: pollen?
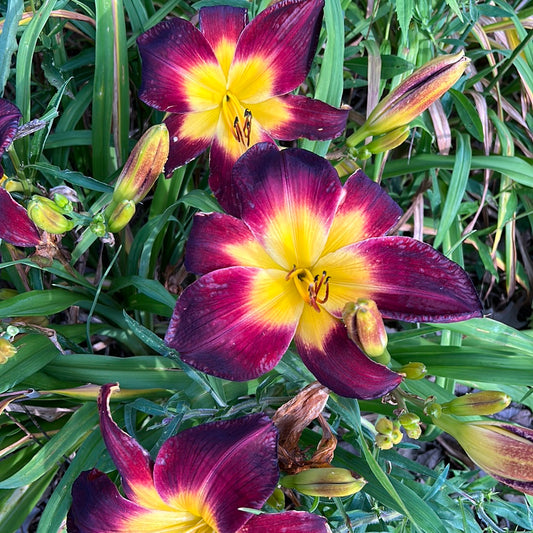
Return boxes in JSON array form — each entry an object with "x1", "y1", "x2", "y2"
[{"x1": 286, "y1": 266, "x2": 330, "y2": 312}]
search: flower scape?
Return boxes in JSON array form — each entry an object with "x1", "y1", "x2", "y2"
[{"x1": 0, "y1": 0, "x2": 533, "y2": 532}]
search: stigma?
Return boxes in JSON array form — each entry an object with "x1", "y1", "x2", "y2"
[
  {"x1": 222, "y1": 92, "x2": 252, "y2": 147},
  {"x1": 286, "y1": 267, "x2": 330, "y2": 312}
]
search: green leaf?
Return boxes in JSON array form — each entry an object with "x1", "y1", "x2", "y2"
[
  {"x1": 0, "y1": 289, "x2": 84, "y2": 317},
  {"x1": 448, "y1": 89, "x2": 484, "y2": 142},
  {"x1": 27, "y1": 162, "x2": 113, "y2": 192},
  {"x1": 395, "y1": 0, "x2": 414, "y2": 35},
  {"x1": 178, "y1": 189, "x2": 222, "y2": 212},
  {"x1": 0, "y1": 0, "x2": 23, "y2": 96}
]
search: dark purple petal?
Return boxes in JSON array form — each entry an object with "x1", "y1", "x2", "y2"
[
  {"x1": 239, "y1": 510, "x2": 330, "y2": 532},
  {"x1": 199, "y1": 6, "x2": 248, "y2": 54},
  {"x1": 0, "y1": 188, "x2": 41, "y2": 247},
  {"x1": 234, "y1": 0, "x2": 324, "y2": 96},
  {"x1": 322, "y1": 169, "x2": 403, "y2": 255},
  {"x1": 492, "y1": 475, "x2": 533, "y2": 496},
  {"x1": 185, "y1": 212, "x2": 280, "y2": 276},
  {"x1": 266, "y1": 94, "x2": 348, "y2": 141},
  {"x1": 0, "y1": 98, "x2": 21, "y2": 156},
  {"x1": 295, "y1": 306, "x2": 402, "y2": 399},
  {"x1": 137, "y1": 17, "x2": 221, "y2": 114},
  {"x1": 165, "y1": 266, "x2": 302, "y2": 381},
  {"x1": 164, "y1": 112, "x2": 212, "y2": 177},
  {"x1": 153, "y1": 414, "x2": 279, "y2": 533}
]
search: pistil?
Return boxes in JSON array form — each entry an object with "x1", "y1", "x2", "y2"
[
  {"x1": 286, "y1": 267, "x2": 330, "y2": 312},
  {"x1": 222, "y1": 92, "x2": 252, "y2": 147}
]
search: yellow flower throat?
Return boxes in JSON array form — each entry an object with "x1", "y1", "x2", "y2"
[
  {"x1": 286, "y1": 267, "x2": 330, "y2": 312},
  {"x1": 222, "y1": 92, "x2": 252, "y2": 147}
]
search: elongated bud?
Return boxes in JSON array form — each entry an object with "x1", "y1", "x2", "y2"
[
  {"x1": 281, "y1": 467, "x2": 366, "y2": 498},
  {"x1": 398, "y1": 362, "x2": 427, "y2": 380},
  {"x1": 266, "y1": 487, "x2": 285, "y2": 511},
  {"x1": 0, "y1": 338, "x2": 17, "y2": 363},
  {"x1": 347, "y1": 51, "x2": 469, "y2": 146},
  {"x1": 106, "y1": 200, "x2": 136, "y2": 233},
  {"x1": 441, "y1": 391, "x2": 511, "y2": 417},
  {"x1": 27, "y1": 196, "x2": 74, "y2": 234},
  {"x1": 112, "y1": 124, "x2": 169, "y2": 204},
  {"x1": 343, "y1": 299, "x2": 388, "y2": 359},
  {"x1": 364, "y1": 125, "x2": 410, "y2": 155}
]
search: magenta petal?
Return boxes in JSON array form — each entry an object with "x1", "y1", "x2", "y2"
[
  {"x1": 295, "y1": 317, "x2": 402, "y2": 399},
  {"x1": 234, "y1": 0, "x2": 324, "y2": 95},
  {"x1": 492, "y1": 475, "x2": 533, "y2": 496},
  {"x1": 97, "y1": 383, "x2": 157, "y2": 506},
  {"x1": 239, "y1": 511, "x2": 330, "y2": 532},
  {"x1": 68, "y1": 469, "x2": 151, "y2": 533},
  {"x1": 153, "y1": 414, "x2": 278, "y2": 533},
  {"x1": 0, "y1": 98, "x2": 21, "y2": 156},
  {"x1": 165, "y1": 266, "x2": 298, "y2": 380},
  {"x1": 351, "y1": 237, "x2": 483, "y2": 322},
  {"x1": 269, "y1": 94, "x2": 348, "y2": 140},
  {"x1": 164, "y1": 113, "x2": 211, "y2": 176},
  {"x1": 137, "y1": 17, "x2": 219, "y2": 113},
  {"x1": 199, "y1": 5, "x2": 247, "y2": 52},
  {"x1": 209, "y1": 132, "x2": 276, "y2": 216},
  {"x1": 0, "y1": 189, "x2": 41, "y2": 247}
]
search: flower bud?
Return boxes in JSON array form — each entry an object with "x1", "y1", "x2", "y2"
[
  {"x1": 425, "y1": 402, "x2": 442, "y2": 419},
  {"x1": 0, "y1": 337, "x2": 17, "y2": 363},
  {"x1": 398, "y1": 362, "x2": 427, "y2": 380},
  {"x1": 27, "y1": 196, "x2": 74, "y2": 234},
  {"x1": 363, "y1": 125, "x2": 410, "y2": 155},
  {"x1": 343, "y1": 299, "x2": 388, "y2": 359},
  {"x1": 398, "y1": 412, "x2": 420, "y2": 430},
  {"x1": 347, "y1": 51, "x2": 469, "y2": 146},
  {"x1": 280, "y1": 467, "x2": 366, "y2": 498},
  {"x1": 53, "y1": 193, "x2": 73, "y2": 213},
  {"x1": 441, "y1": 391, "x2": 511, "y2": 417},
  {"x1": 106, "y1": 200, "x2": 136, "y2": 233},
  {"x1": 375, "y1": 433, "x2": 394, "y2": 450},
  {"x1": 112, "y1": 124, "x2": 169, "y2": 205},
  {"x1": 266, "y1": 487, "x2": 285, "y2": 511},
  {"x1": 375, "y1": 417, "x2": 394, "y2": 435}
]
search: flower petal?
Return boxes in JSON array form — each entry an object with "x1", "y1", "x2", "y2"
[
  {"x1": 185, "y1": 212, "x2": 281, "y2": 275},
  {"x1": 492, "y1": 475, "x2": 533, "y2": 496},
  {"x1": 208, "y1": 133, "x2": 275, "y2": 215},
  {"x1": 229, "y1": 144, "x2": 345, "y2": 269},
  {"x1": 239, "y1": 510, "x2": 331, "y2": 532},
  {"x1": 252, "y1": 94, "x2": 348, "y2": 141},
  {"x1": 164, "y1": 112, "x2": 214, "y2": 176},
  {"x1": 231, "y1": 0, "x2": 324, "y2": 101},
  {"x1": 295, "y1": 306, "x2": 402, "y2": 399},
  {"x1": 0, "y1": 189, "x2": 41, "y2": 247},
  {"x1": 321, "y1": 169, "x2": 402, "y2": 256},
  {"x1": 199, "y1": 6, "x2": 247, "y2": 77},
  {"x1": 138, "y1": 17, "x2": 225, "y2": 114},
  {"x1": 165, "y1": 266, "x2": 303, "y2": 380},
  {"x1": 0, "y1": 98, "x2": 21, "y2": 156},
  {"x1": 68, "y1": 469, "x2": 196, "y2": 533},
  {"x1": 98, "y1": 384, "x2": 170, "y2": 510},
  {"x1": 153, "y1": 414, "x2": 279, "y2": 533},
  {"x1": 317, "y1": 237, "x2": 482, "y2": 322}
]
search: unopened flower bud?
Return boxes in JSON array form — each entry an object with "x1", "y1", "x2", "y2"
[
  {"x1": 398, "y1": 362, "x2": 427, "y2": 380},
  {"x1": 425, "y1": 402, "x2": 442, "y2": 419},
  {"x1": 53, "y1": 193, "x2": 73, "y2": 213},
  {"x1": 441, "y1": 391, "x2": 511, "y2": 417},
  {"x1": 27, "y1": 196, "x2": 74, "y2": 234},
  {"x1": 266, "y1": 486, "x2": 285, "y2": 511},
  {"x1": 106, "y1": 200, "x2": 136, "y2": 233},
  {"x1": 343, "y1": 299, "x2": 388, "y2": 359},
  {"x1": 280, "y1": 467, "x2": 366, "y2": 498},
  {"x1": 398, "y1": 412, "x2": 420, "y2": 430},
  {"x1": 364, "y1": 126, "x2": 410, "y2": 155},
  {"x1": 0, "y1": 337, "x2": 17, "y2": 363},
  {"x1": 375, "y1": 433, "x2": 394, "y2": 450},
  {"x1": 347, "y1": 51, "x2": 469, "y2": 147},
  {"x1": 112, "y1": 124, "x2": 169, "y2": 205},
  {"x1": 375, "y1": 417, "x2": 394, "y2": 435}
]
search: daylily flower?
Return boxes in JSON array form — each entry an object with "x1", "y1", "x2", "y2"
[
  {"x1": 434, "y1": 414, "x2": 533, "y2": 495},
  {"x1": 137, "y1": 0, "x2": 349, "y2": 212},
  {"x1": 68, "y1": 383, "x2": 330, "y2": 532},
  {"x1": 0, "y1": 98, "x2": 41, "y2": 247},
  {"x1": 165, "y1": 143, "x2": 482, "y2": 399}
]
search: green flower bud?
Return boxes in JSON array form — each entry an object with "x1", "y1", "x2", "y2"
[
  {"x1": 441, "y1": 391, "x2": 511, "y2": 417},
  {"x1": 0, "y1": 337, "x2": 17, "y2": 363},
  {"x1": 280, "y1": 468, "x2": 366, "y2": 498},
  {"x1": 106, "y1": 200, "x2": 136, "y2": 233},
  {"x1": 398, "y1": 412, "x2": 420, "y2": 430},
  {"x1": 375, "y1": 433, "x2": 394, "y2": 450},
  {"x1": 266, "y1": 486, "x2": 285, "y2": 511},
  {"x1": 27, "y1": 196, "x2": 74, "y2": 234},
  {"x1": 363, "y1": 125, "x2": 410, "y2": 155},
  {"x1": 53, "y1": 193, "x2": 73, "y2": 212},
  {"x1": 112, "y1": 124, "x2": 169, "y2": 205},
  {"x1": 425, "y1": 402, "x2": 442, "y2": 419},
  {"x1": 375, "y1": 417, "x2": 394, "y2": 435},
  {"x1": 398, "y1": 362, "x2": 427, "y2": 380}
]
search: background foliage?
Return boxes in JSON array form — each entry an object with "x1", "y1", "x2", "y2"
[{"x1": 0, "y1": 0, "x2": 532, "y2": 531}]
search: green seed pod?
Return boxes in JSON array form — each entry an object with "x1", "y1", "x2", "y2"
[
  {"x1": 398, "y1": 362, "x2": 427, "y2": 380},
  {"x1": 375, "y1": 417, "x2": 394, "y2": 435},
  {"x1": 280, "y1": 468, "x2": 366, "y2": 498}
]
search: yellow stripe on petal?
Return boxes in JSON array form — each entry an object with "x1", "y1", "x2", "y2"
[
  {"x1": 296, "y1": 304, "x2": 338, "y2": 352},
  {"x1": 183, "y1": 62, "x2": 226, "y2": 111},
  {"x1": 213, "y1": 39, "x2": 237, "y2": 78},
  {"x1": 124, "y1": 507, "x2": 215, "y2": 532},
  {"x1": 225, "y1": 239, "x2": 282, "y2": 270},
  {"x1": 228, "y1": 57, "x2": 274, "y2": 104},
  {"x1": 246, "y1": 268, "x2": 304, "y2": 327},
  {"x1": 322, "y1": 209, "x2": 371, "y2": 257},
  {"x1": 180, "y1": 108, "x2": 220, "y2": 142}
]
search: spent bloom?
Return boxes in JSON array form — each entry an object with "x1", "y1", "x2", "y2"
[
  {"x1": 347, "y1": 51, "x2": 470, "y2": 148},
  {"x1": 0, "y1": 98, "x2": 41, "y2": 247},
  {"x1": 137, "y1": 0, "x2": 348, "y2": 212},
  {"x1": 434, "y1": 414, "x2": 533, "y2": 495},
  {"x1": 165, "y1": 143, "x2": 482, "y2": 399},
  {"x1": 68, "y1": 383, "x2": 329, "y2": 533}
]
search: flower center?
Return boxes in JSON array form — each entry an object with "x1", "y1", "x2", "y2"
[
  {"x1": 286, "y1": 267, "x2": 330, "y2": 312},
  {"x1": 222, "y1": 91, "x2": 252, "y2": 147}
]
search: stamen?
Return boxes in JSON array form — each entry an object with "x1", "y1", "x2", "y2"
[
  {"x1": 223, "y1": 92, "x2": 253, "y2": 147},
  {"x1": 286, "y1": 267, "x2": 330, "y2": 311}
]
